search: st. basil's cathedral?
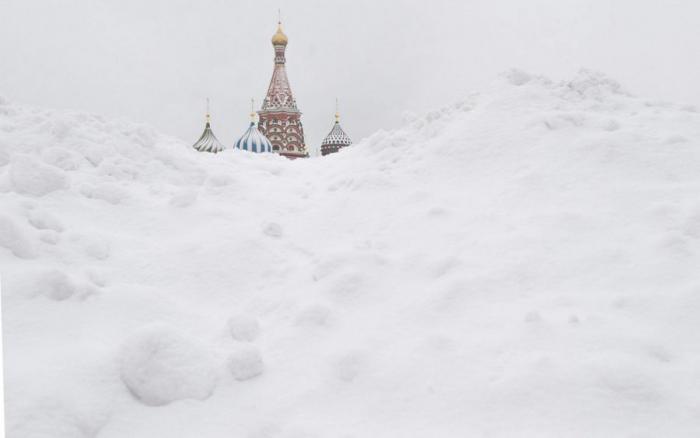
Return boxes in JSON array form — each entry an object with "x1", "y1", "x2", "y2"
[{"x1": 192, "y1": 20, "x2": 352, "y2": 158}]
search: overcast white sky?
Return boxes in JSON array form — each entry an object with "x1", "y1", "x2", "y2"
[{"x1": 1, "y1": 0, "x2": 699, "y2": 154}]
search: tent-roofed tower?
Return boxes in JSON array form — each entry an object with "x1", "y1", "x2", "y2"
[
  {"x1": 192, "y1": 99, "x2": 225, "y2": 153},
  {"x1": 257, "y1": 19, "x2": 308, "y2": 159},
  {"x1": 321, "y1": 101, "x2": 352, "y2": 156}
]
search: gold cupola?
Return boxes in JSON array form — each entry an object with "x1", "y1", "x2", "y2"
[{"x1": 271, "y1": 22, "x2": 288, "y2": 46}]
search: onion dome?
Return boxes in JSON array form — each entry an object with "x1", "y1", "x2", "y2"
[
  {"x1": 271, "y1": 22, "x2": 288, "y2": 46},
  {"x1": 320, "y1": 105, "x2": 352, "y2": 156},
  {"x1": 192, "y1": 101, "x2": 225, "y2": 153},
  {"x1": 235, "y1": 102, "x2": 273, "y2": 153}
]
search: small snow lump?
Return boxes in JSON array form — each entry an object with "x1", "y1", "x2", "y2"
[
  {"x1": 227, "y1": 346, "x2": 264, "y2": 381},
  {"x1": 227, "y1": 315, "x2": 261, "y2": 342},
  {"x1": 119, "y1": 324, "x2": 218, "y2": 406}
]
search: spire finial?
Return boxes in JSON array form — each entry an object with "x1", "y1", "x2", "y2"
[
  {"x1": 278, "y1": 8, "x2": 282, "y2": 24},
  {"x1": 206, "y1": 97, "x2": 210, "y2": 123},
  {"x1": 250, "y1": 98, "x2": 256, "y2": 123},
  {"x1": 335, "y1": 98, "x2": 340, "y2": 123}
]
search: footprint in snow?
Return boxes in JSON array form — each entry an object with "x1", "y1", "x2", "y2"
[
  {"x1": 332, "y1": 351, "x2": 366, "y2": 383},
  {"x1": 84, "y1": 239, "x2": 111, "y2": 260},
  {"x1": 38, "y1": 230, "x2": 60, "y2": 245},
  {"x1": 295, "y1": 304, "x2": 333, "y2": 327},
  {"x1": 227, "y1": 315, "x2": 261, "y2": 342},
  {"x1": 228, "y1": 346, "x2": 264, "y2": 381},
  {"x1": 524, "y1": 311, "x2": 543, "y2": 323},
  {"x1": 0, "y1": 214, "x2": 37, "y2": 259},
  {"x1": 27, "y1": 208, "x2": 64, "y2": 232},
  {"x1": 262, "y1": 222, "x2": 284, "y2": 238},
  {"x1": 30, "y1": 270, "x2": 98, "y2": 301},
  {"x1": 169, "y1": 190, "x2": 198, "y2": 208}
]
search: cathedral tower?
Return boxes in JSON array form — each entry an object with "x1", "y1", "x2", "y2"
[{"x1": 257, "y1": 21, "x2": 308, "y2": 159}]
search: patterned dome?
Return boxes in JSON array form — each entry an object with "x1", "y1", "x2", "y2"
[
  {"x1": 320, "y1": 111, "x2": 352, "y2": 156},
  {"x1": 235, "y1": 121, "x2": 273, "y2": 153},
  {"x1": 192, "y1": 120, "x2": 225, "y2": 153},
  {"x1": 322, "y1": 121, "x2": 352, "y2": 147}
]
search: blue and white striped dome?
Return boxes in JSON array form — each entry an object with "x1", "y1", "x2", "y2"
[{"x1": 234, "y1": 122, "x2": 273, "y2": 153}]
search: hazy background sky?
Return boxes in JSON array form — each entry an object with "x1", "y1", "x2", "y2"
[{"x1": 1, "y1": 0, "x2": 699, "y2": 155}]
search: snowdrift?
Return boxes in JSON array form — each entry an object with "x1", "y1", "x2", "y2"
[{"x1": 2, "y1": 70, "x2": 700, "y2": 437}]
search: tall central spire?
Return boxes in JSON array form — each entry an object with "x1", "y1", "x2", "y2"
[
  {"x1": 263, "y1": 21, "x2": 293, "y2": 110},
  {"x1": 257, "y1": 18, "x2": 308, "y2": 159}
]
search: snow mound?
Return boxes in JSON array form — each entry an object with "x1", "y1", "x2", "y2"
[
  {"x1": 3, "y1": 70, "x2": 700, "y2": 436},
  {"x1": 119, "y1": 325, "x2": 218, "y2": 406}
]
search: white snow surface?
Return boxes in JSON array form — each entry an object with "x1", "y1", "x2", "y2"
[{"x1": 2, "y1": 69, "x2": 700, "y2": 437}]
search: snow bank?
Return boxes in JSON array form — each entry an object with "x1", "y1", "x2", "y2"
[{"x1": 3, "y1": 69, "x2": 700, "y2": 437}]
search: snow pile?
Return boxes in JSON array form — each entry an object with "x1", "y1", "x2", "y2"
[{"x1": 3, "y1": 70, "x2": 700, "y2": 437}]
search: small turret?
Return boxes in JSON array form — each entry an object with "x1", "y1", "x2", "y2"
[
  {"x1": 321, "y1": 99, "x2": 352, "y2": 156},
  {"x1": 234, "y1": 99, "x2": 273, "y2": 153},
  {"x1": 192, "y1": 98, "x2": 225, "y2": 153}
]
